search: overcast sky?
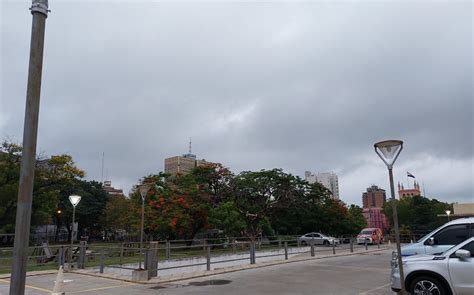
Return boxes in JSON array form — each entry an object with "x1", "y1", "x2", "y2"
[{"x1": 1, "y1": 0, "x2": 472, "y2": 206}]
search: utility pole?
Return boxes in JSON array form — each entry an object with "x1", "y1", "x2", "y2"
[{"x1": 10, "y1": 1, "x2": 49, "y2": 294}]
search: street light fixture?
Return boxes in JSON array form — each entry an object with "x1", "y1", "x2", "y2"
[
  {"x1": 69, "y1": 195, "x2": 81, "y2": 263},
  {"x1": 138, "y1": 184, "x2": 150, "y2": 270},
  {"x1": 446, "y1": 210, "x2": 451, "y2": 221},
  {"x1": 374, "y1": 140, "x2": 405, "y2": 294}
]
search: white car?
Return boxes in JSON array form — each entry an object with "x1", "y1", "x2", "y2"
[
  {"x1": 297, "y1": 232, "x2": 340, "y2": 246},
  {"x1": 391, "y1": 237, "x2": 474, "y2": 295}
]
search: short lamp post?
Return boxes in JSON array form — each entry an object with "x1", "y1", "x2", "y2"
[
  {"x1": 446, "y1": 210, "x2": 451, "y2": 222},
  {"x1": 69, "y1": 195, "x2": 81, "y2": 263},
  {"x1": 138, "y1": 184, "x2": 150, "y2": 270},
  {"x1": 374, "y1": 140, "x2": 405, "y2": 294}
]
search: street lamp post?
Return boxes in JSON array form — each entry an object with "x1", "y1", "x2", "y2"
[
  {"x1": 9, "y1": 1, "x2": 49, "y2": 294},
  {"x1": 445, "y1": 210, "x2": 451, "y2": 222},
  {"x1": 138, "y1": 184, "x2": 150, "y2": 270},
  {"x1": 374, "y1": 140, "x2": 405, "y2": 294},
  {"x1": 69, "y1": 195, "x2": 81, "y2": 264}
]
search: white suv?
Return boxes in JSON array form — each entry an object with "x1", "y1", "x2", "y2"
[
  {"x1": 391, "y1": 237, "x2": 474, "y2": 294},
  {"x1": 400, "y1": 217, "x2": 474, "y2": 257}
]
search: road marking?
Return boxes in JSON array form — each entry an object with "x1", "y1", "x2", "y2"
[
  {"x1": 68, "y1": 282, "x2": 137, "y2": 293},
  {"x1": 0, "y1": 278, "x2": 52, "y2": 294},
  {"x1": 312, "y1": 263, "x2": 390, "y2": 273},
  {"x1": 359, "y1": 282, "x2": 392, "y2": 295}
]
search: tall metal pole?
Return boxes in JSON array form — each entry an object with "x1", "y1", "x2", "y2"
[
  {"x1": 70, "y1": 206, "x2": 76, "y2": 262},
  {"x1": 139, "y1": 197, "x2": 145, "y2": 269},
  {"x1": 10, "y1": 1, "x2": 49, "y2": 294},
  {"x1": 389, "y1": 168, "x2": 405, "y2": 294}
]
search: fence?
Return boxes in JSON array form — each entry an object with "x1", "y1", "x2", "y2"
[{"x1": 0, "y1": 234, "x2": 392, "y2": 278}]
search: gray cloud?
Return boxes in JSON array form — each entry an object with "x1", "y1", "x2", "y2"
[{"x1": 1, "y1": 1, "x2": 472, "y2": 206}]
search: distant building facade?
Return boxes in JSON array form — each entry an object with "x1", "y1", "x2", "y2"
[
  {"x1": 103, "y1": 180, "x2": 124, "y2": 197},
  {"x1": 362, "y1": 185, "x2": 387, "y2": 208},
  {"x1": 398, "y1": 182, "x2": 421, "y2": 199},
  {"x1": 164, "y1": 149, "x2": 217, "y2": 176},
  {"x1": 304, "y1": 171, "x2": 339, "y2": 199},
  {"x1": 362, "y1": 185, "x2": 389, "y2": 231}
]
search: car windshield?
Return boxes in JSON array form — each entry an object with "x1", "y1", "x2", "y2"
[{"x1": 361, "y1": 230, "x2": 372, "y2": 234}]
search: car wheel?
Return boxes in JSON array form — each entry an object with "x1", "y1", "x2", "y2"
[
  {"x1": 323, "y1": 240, "x2": 329, "y2": 246},
  {"x1": 410, "y1": 275, "x2": 448, "y2": 295}
]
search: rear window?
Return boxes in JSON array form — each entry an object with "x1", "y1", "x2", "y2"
[{"x1": 361, "y1": 230, "x2": 373, "y2": 234}]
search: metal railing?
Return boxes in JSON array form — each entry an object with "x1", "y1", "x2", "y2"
[{"x1": 0, "y1": 234, "x2": 393, "y2": 277}]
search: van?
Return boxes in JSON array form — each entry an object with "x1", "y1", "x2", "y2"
[
  {"x1": 357, "y1": 228, "x2": 383, "y2": 245},
  {"x1": 400, "y1": 217, "x2": 474, "y2": 256}
]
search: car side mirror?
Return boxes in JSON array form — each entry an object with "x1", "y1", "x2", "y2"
[
  {"x1": 426, "y1": 237, "x2": 435, "y2": 245},
  {"x1": 455, "y1": 249, "x2": 471, "y2": 259}
]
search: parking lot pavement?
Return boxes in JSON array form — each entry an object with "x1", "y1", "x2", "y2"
[{"x1": 0, "y1": 248, "x2": 396, "y2": 295}]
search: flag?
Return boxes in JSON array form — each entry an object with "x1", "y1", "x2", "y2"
[{"x1": 407, "y1": 172, "x2": 415, "y2": 178}]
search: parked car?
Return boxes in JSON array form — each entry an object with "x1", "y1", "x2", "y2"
[
  {"x1": 397, "y1": 217, "x2": 474, "y2": 257},
  {"x1": 391, "y1": 237, "x2": 474, "y2": 295},
  {"x1": 297, "y1": 232, "x2": 340, "y2": 246},
  {"x1": 356, "y1": 228, "x2": 383, "y2": 245}
]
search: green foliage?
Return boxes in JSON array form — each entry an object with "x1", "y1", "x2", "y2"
[
  {"x1": 383, "y1": 195, "x2": 452, "y2": 233},
  {"x1": 208, "y1": 201, "x2": 246, "y2": 237},
  {"x1": 0, "y1": 140, "x2": 108, "y2": 240}
]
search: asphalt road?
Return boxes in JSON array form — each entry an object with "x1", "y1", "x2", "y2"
[{"x1": 0, "y1": 248, "x2": 395, "y2": 295}]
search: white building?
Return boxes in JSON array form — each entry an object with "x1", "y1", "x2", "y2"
[{"x1": 304, "y1": 171, "x2": 339, "y2": 199}]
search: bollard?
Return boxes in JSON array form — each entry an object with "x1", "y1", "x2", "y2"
[
  {"x1": 388, "y1": 239, "x2": 391, "y2": 246},
  {"x1": 58, "y1": 247, "x2": 64, "y2": 268},
  {"x1": 332, "y1": 240, "x2": 336, "y2": 255},
  {"x1": 365, "y1": 240, "x2": 368, "y2": 251},
  {"x1": 310, "y1": 241, "x2": 315, "y2": 257},
  {"x1": 148, "y1": 242, "x2": 158, "y2": 278},
  {"x1": 120, "y1": 243, "x2": 124, "y2": 265},
  {"x1": 166, "y1": 240, "x2": 171, "y2": 260},
  {"x1": 378, "y1": 239, "x2": 380, "y2": 249},
  {"x1": 284, "y1": 241, "x2": 288, "y2": 260},
  {"x1": 99, "y1": 249, "x2": 104, "y2": 274},
  {"x1": 206, "y1": 246, "x2": 211, "y2": 271},
  {"x1": 249, "y1": 242, "x2": 256, "y2": 264},
  {"x1": 278, "y1": 239, "x2": 282, "y2": 251},
  {"x1": 78, "y1": 241, "x2": 86, "y2": 269},
  {"x1": 350, "y1": 238, "x2": 353, "y2": 253}
]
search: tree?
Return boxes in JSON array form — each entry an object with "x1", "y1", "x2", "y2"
[
  {"x1": 0, "y1": 141, "x2": 62, "y2": 234},
  {"x1": 231, "y1": 169, "x2": 306, "y2": 240},
  {"x1": 344, "y1": 205, "x2": 367, "y2": 234},
  {"x1": 208, "y1": 201, "x2": 246, "y2": 237},
  {"x1": 383, "y1": 195, "x2": 452, "y2": 234},
  {"x1": 101, "y1": 195, "x2": 135, "y2": 240}
]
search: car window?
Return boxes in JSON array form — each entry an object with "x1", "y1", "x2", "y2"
[
  {"x1": 433, "y1": 224, "x2": 469, "y2": 245},
  {"x1": 460, "y1": 242, "x2": 474, "y2": 257},
  {"x1": 471, "y1": 224, "x2": 474, "y2": 237},
  {"x1": 314, "y1": 234, "x2": 321, "y2": 238}
]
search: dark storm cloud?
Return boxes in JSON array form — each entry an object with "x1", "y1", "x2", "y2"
[{"x1": 1, "y1": 1, "x2": 472, "y2": 205}]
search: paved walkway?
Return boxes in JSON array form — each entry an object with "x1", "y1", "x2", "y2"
[{"x1": 0, "y1": 245, "x2": 394, "y2": 294}]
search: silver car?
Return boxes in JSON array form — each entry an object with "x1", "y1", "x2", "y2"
[
  {"x1": 391, "y1": 237, "x2": 474, "y2": 295},
  {"x1": 297, "y1": 232, "x2": 340, "y2": 246}
]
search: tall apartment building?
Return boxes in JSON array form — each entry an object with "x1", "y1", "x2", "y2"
[
  {"x1": 362, "y1": 185, "x2": 387, "y2": 208},
  {"x1": 164, "y1": 145, "x2": 217, "y2": 176},
  {"x1": 304, "y1": 171, "x2": 339, "y2": 199},
  {"x1": 362, "y1": 185, "x2": 389, "y2": 231}
]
